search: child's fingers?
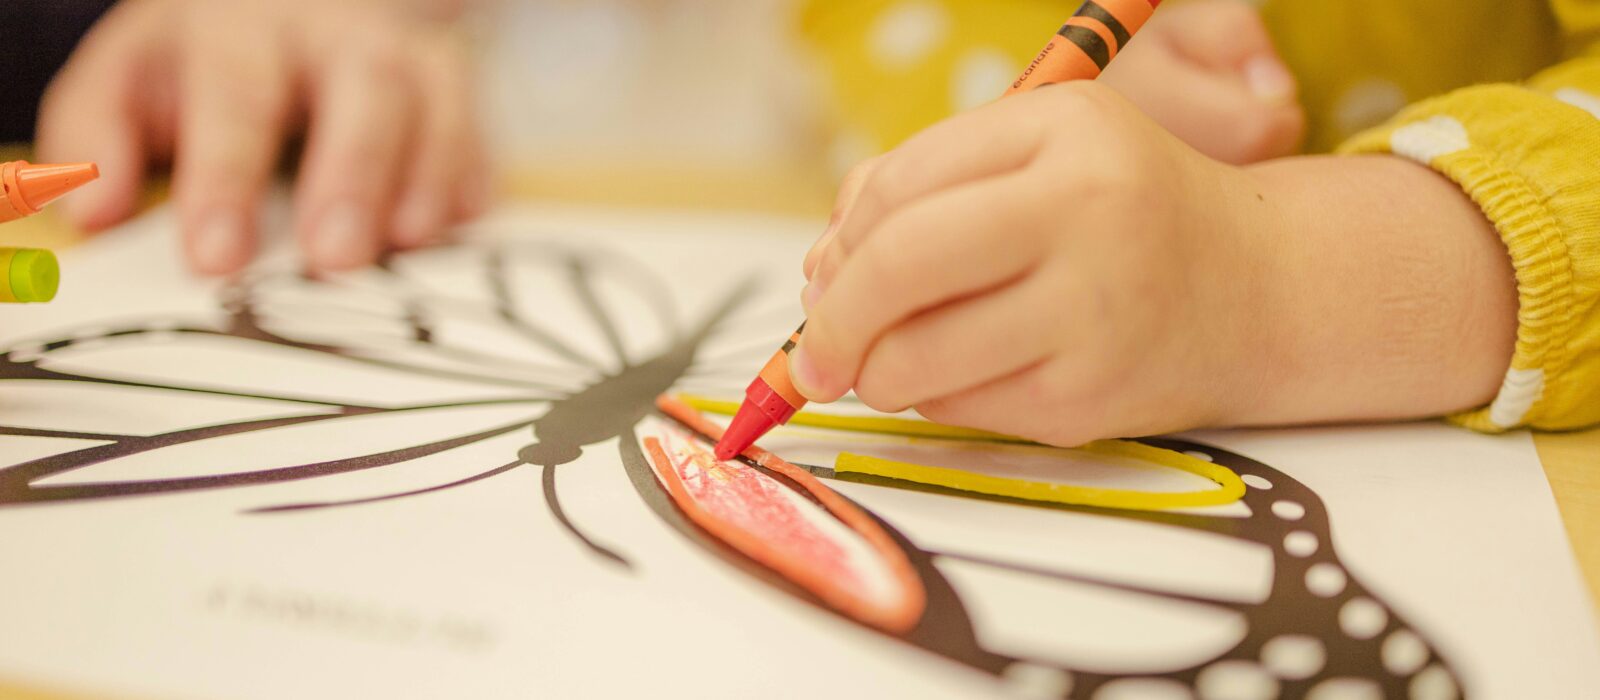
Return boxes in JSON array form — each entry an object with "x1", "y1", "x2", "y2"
[
  {"x1": 451, "y1": 128, "x2": 492, "y2": 222},
  {"x1": 818, "y1": 97, "x2": 1048, "y2": 280},
  {"x1": 1104, "y1": 51, "x2": 1302, "y2": 164},
  {"x1": 804, "y1": 155, "x2": 883, "y2": 281},
  {"x1": 391, "y1": 36, "x2": 476, "y2": 249},
  {"x1": 1159, "y1": 0, "x2": 1280, "y2": 74},
  {"x1": 33, "y1": 20, "x2": 154, "y2": 232},
  {"x1": 792, "y1": 175, "x2": 1048, "y2": 402},
  {"x1": 852, "y1": 272, "x2": 1058, "y2": 413},
  {"x1": 173, "y1": 17, "x2": 292, "y2": 275},
  {"x1": 294, "y1": 39, "x2": 417, "y2": 272},
  {"x1": 913, "y1": 359, "x2": 1103, "y2": 447}
]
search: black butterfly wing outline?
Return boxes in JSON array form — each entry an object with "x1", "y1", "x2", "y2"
[
  {"x1": 0, "y1": 233, "x2": 1465, "y2": 699},
  {"x1": 623, "y1": 408, "x2": 1466, "y2": 699}
]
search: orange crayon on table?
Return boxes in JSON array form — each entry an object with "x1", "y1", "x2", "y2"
[
  {"x1": 0, "y1": 161, "x2": 99, "y2": 224},
  {"x1": 0, "y1": 160, "x2": 100, "y2": 304},
  {"x1": 712, "y1": 0, "x2": 1163, "y2": 461}
]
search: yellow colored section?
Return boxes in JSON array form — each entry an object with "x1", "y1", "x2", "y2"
[
  {"x1": 679, "y1": 395, "x2": 1032, "y2": 443},
  {"x1": 678, "y1": 394, "x2": 1247, "y2": 511}
]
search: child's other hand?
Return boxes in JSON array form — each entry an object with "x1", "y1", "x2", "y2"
[
  {"x1": 1098, "y1": 0, "x2": 1304, "y2": 165},
  {"x1": 36, "y1": 0, "x2": 488, "y2": 275},
  {"x1": 793, "y1": 82, "x2": 1516, "y2": 446}
]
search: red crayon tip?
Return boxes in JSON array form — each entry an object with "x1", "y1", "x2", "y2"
[
  {"x1": 714, "y1": 375, "x2": 802, "y2": 461},
  {"x1": 716, "y1": 401, "x2": 778, "y2": 461}
]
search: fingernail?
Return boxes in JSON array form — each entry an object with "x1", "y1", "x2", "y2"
[
  {"x1": 1244, "y1": 56, "x2": 1296, "y2": 103},
  {"x1": 192, "y1": 211, "x2": 245, "y2": 274},
  {"x1": 393, "y1": 196, "x2": 444, "y2": 248},
  {"x1": 312, "y1": 204, "x2": 376, "y2": 269},
  {"x1": 802, "y1": 278, "x2": 826, "y2": 311},
  {"x1": 788, "y1": 345, "x2": 825, "y2": 399}
]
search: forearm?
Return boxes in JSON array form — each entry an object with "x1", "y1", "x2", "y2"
[{"x1": 1236, "y1": 154, "x2": 1518, "y2": 427}]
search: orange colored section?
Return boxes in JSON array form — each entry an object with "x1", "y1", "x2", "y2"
[
  {"x1": 0, "y1": 161, "x2": 99, "y2": 224},
  {"x1": 653, "y1": 395, "x2": 926, "y2": 633},
  {"x1": 757, "y1": 350, "x2": 807, "y2": 409}
]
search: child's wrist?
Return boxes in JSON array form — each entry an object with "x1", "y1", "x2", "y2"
[{"x1": 1228, "y1": 155, "x2": 1516, "y2": 426}]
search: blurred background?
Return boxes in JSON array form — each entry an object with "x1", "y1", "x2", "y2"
[
  {"x1": 477, "y1": 0, "x2": 837, "y2": 214},
  {"x1": 0, "y1": 0, "x2": 1067, "y2": 235}
]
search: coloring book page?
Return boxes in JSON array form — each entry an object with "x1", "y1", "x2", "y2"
[{"x1": 0, "y1": 204, "x2": 1594, "y2": 700}]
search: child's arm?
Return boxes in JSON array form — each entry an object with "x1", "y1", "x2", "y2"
[
  {"x1": 34, "y1": 0, "x2": 487, "y2": 275},
  {"x1": 788, "y1": 83, "x2": 1521, "y2": 445}
]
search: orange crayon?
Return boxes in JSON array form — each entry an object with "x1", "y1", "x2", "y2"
[
  {"x1": 713, "y1": 0, "x2": 1164, "y2": 461},
  {"x1": 0, "y1": 160, "x2": 100, "y2": 224}
]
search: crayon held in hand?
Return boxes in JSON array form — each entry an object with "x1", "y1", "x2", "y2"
[
  {"x1": 0, "y1": 161, "x2": 100, "y2": 224},
  {"x1": 713, "y1": 0, "x2": 1162, "y2": 461},
  {"x1": 716, "y1": 325, "x2": 807, "y2": 461},
  {"x1": 1006, "y1": 0, "x2": 1160, "y2": 95}
]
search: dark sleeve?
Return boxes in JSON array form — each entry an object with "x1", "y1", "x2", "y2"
[{"x1": 0, "y1": 0, "x2": 119, "y2": 143}]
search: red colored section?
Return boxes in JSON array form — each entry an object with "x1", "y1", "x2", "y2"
[{"x1": 647, "y1": 395, "x2": 928, "y2": 634}]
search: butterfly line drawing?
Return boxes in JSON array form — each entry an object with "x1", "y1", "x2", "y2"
[{"x1": 0, "y1": 237, "x2": 1462, "y2": 699}]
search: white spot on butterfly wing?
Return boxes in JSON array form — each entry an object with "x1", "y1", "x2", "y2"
[{"x1": 1260, "y1": 634, "x2": 1325, "y2": 680}]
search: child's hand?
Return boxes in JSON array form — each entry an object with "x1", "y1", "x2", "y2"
[
  {"x1": 1098, "y1": 0, "x2": 1304, "y2": 165},
  {"x1": 35, "y1": 0, "x2": 487, "y2": 275},
  {"x1": 793, "y1": 83, "x2": 1517, "y2": 446}
]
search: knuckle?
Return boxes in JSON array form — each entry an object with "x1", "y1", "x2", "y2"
[
  {"x1": 345, "y1": 27, "x2": 414, "y2": 82},
  {"x1": 209, "y1": 82, "x2": 287, "y2": 130},
  {"x1": 1028, "y1": 364, "x2": 1086, "y2": 413},
  {"x1": 852, "y1": 380, "x2": 902, "y2": 414},
  {"x1": 1222, "y1": 105, "x2": 1305, "y2": 163},
  {"x1": 1040, "y1": 80, "x2": 1119, "y2": 116},
  {"x1": 913, "y1": 397, "x2": 958, "y2": 426},
  {"x1": 855, "y1": 241, "x2": 916, "y2": 299},
  {"x1": 858, "y1": 155, "x2": 918, "y2": 213},
  {"x1": 1208, "y1": 0, "x2": 1261, "y2": 30},
  {"x1": 855, "y1": 339, "x2": 922, "y2": 411},
  {"x1": 842, "y1": 155, "x2": 883, "y2": 189}
]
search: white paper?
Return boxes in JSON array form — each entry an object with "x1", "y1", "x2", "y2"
[{"x1": 0, "y1": 205, "x2": 1593, "y2": 700}]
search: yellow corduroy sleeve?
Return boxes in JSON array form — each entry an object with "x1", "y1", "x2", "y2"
[{"x1": 1339, "y1": 54, "x2": 1600, "y2": 432}]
